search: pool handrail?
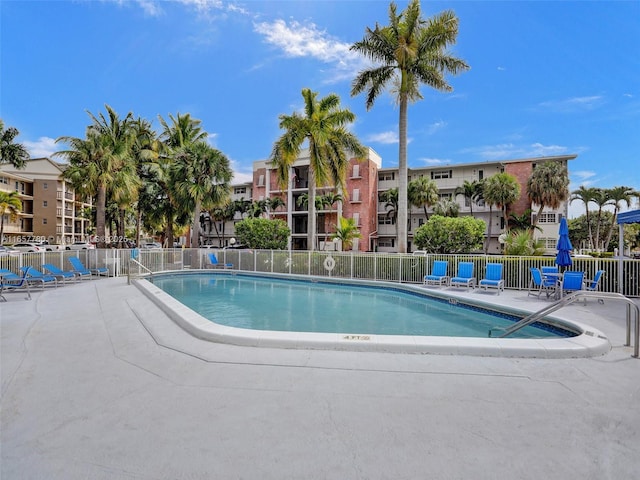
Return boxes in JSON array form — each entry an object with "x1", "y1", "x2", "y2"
[{"x1": 489, "y1": 291, "x2": 640, "y2": 358}]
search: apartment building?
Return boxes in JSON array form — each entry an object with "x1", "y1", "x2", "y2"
[
  {"x1": 1, "y1": 158, "x2": 94, "y2": 245},
  {"x1": 211, "y1": 152, "x2": 575, "y2": 253}
]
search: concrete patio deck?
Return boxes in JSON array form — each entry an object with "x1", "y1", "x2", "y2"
[{"x1": 1, "y1": 277, "x2": 639, "y2": 479}]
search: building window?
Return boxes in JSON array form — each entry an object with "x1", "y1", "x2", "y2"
[
  {"x1": 351, "y1": 189, "x2": 360, "y2": 202},
  {"x1": 258, "y1": 174, "x2": 265, "y2": 186},
  {"x1": 537, "y1": 213, "x2": 559, "y2": 224},
  {"x1": 0, "y1": 176, "x2": 8, "y2": 185},
  {"x1": 431, "y1": 170, "x2": 452, "y2": 180},
  {"x1": 43, "y1": 182, "x2": 48, "y2": 189},
  {"x1": 234, "y1": 187, "x2": 246, "y2": 195},
  {"x1": 43, "y1": 200, "x2": 48, "y2": 207},
  {"x1": 378, "y1": 239, "x2": 395, "y2": 248},
  {"x1": 352, "y1": 164, "x2": 360, "y2": 178},
  {"x1": 353, "y1": 213, "x2": 360, "y2": 226},
  {"x1": 438, "y1": 193, "x2": 452, "y2": 201},
  {"x1": 378, "y1": 215, "x2": 395, "y2": 225},
  {"x1": 478, "y1": 170, "x2": 484, "y2": 180},
  {"x1": 379, "y1": 172, "x2": 395, "y2": 181},
  {"x1": 43, "y1": 218, "x2": 48, "y2": 225}
]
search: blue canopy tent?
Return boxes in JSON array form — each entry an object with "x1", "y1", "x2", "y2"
[{"x1": 617, "y1": 209, "x2": 640, "y2": 294}]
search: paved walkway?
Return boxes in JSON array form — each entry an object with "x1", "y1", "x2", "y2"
[{"x1": 1, "y1": 277, "x2": 639, "y2": 479}]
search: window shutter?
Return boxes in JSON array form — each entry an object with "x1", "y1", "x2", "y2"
[
  {"x1": 352, "y1": 164, "x2": 360, "y2": 178},
  {"x1": 353, "y1": 213, "x2": 360, "y2": 225},
  {"x1": 258, "y1": 174, "x2": 264, "y2": 186},
  {"x1": 352, "y1": 189, "x2": 360, "y2": 202}
]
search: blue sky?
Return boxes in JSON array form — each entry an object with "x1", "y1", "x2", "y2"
[{"x1": 2, "y1": 0, "x2": 639, "y2": 217}]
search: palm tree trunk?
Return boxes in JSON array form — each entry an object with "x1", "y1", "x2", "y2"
[
  {"x1": 585, "y1": 209, "x2": 594, "y2": 250},
  {"x1": 191, "y1": 199, "x2": 201, "y2": 248},
  {"x1": 485, "y1": 205, "x2": 493, "y2": 254},
  {"x1": 603, "y1": 207, "x2": 619, "y2": 252},
  {"x1": 397, "y1": 96, "x2": 408, "y2": 253},
  {"x1": 95, "y1": 183, "x2": 107, "y2": 248},
  {"x1": 308, "y1": 167, "x2": 317, "y2": 251}
]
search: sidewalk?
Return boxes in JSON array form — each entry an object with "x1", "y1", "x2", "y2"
[{"x1": 2, "y1": 277, "x2": 639, "y2": 479}]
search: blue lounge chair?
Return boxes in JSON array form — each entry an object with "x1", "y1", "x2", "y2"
[
  {"x1": 560, "y1": 271, "x2": 584, "y2": 297},
  {"x1": 450, "y1": 262, "x2": 476, "y2": 289},
  {"x1": 423, "y1": 260, "x2": 449, "y2": 287},
  {"x1": 19, "y1": 266, "x2": 58, "y2": 289},
  {"x1": 43, "y1": 263, "x2": 79, "y2": 283},
  {"x1": 479, "y1": 263, "x2": 504, "y2": 294},
  {"x1": 206, "y1": 253, "x2": 233, "y2": 269},
  {"x1": 0, "y1": 267, "x2": 31, "y2": 301},
  {"x1": 527, "y1": 268, "x2": 556, "y2": 299},
  {"x1": 68, "y1": 256, "x2": 109, "y2": 279}
]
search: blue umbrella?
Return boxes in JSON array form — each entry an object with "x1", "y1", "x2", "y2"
[{"x1": 555, "y1": 217, "x2": 573, "y2": 268}]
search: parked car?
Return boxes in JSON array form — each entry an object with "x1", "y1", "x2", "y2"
[
  {"x1": 11, "y1": 242, "x2": 45, "y2": 252},
  {"x1": 0, "y1": 245, "x2": 20, "y2": 256},
  {"x1": 65, "y1": 241, "x2": 95, "y2": 251},
  {"x1": 37, "y1": 241, "x2": 64, "y2": 251},
  {"x1": 141, "y1": 242, "x2": 162, "y2": 249}
]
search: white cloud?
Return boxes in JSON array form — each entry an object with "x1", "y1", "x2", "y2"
[
  {"x1": 427, "y1": 121, "x2": 447, "y2": 135},
  {"x1": 570, "y1": 170, "x2": 597, "y2": 187},
  {"x1": 230, "y1": 159, "x2": 253, "y2": 184},
  {"x1": 24, "y1": 137, "x2": 59, "y2": 159},
  {"x1": 461, "y1": 142, "x2": 571, "y2": 160},
  {"x1": 365, "y1": 131, "x2": 398, "y2": 145},
  {"x1": 253, "y1": 19, "x2": 366, "y2": 83},
  {"x1": 497, "y1": 66, "x2": 506, "y2": 71},
  {"x1": 135, "y1": 0, "x2": 165, "y2": 17},
  {"x1": 538, "y1": 95, "x2": 604, "y2": 112}
]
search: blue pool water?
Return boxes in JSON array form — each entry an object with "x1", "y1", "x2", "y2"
[{"x1": 152, "y1": 274, "x2": 574, "y2": 339}]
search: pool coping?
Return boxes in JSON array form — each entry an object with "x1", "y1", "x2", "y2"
[{"x1": 133, "y1": 270, "x2": 611, "y2": 359}]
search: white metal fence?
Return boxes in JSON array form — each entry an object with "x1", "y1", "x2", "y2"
[{"x1": 2, "y1": 248, "x2": 639, "y2": 297}]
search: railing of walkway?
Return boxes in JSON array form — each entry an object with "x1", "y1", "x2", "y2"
[{"x1": 1, "y1": 248, "x2": 638, "y2": 297}]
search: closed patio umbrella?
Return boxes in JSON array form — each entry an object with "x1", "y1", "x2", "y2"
[{"x1": 555, "y1": 217, "x2": 573, "y2": 270}]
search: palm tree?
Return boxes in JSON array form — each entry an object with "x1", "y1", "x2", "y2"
[
  {"x1": 0, "y1": 190, "x2": 22, "y2": 243},
  {"x1": 432, "y1": 199, "x2": 459, "y2": 217},
  {"x1": 603, "y1": 186, "x2": 638, "y2": 251},
  {"x1": 172, "y1": 142, "x2": 232, "y2": 248},
  {"x1": 483, "y1": 173, "x2": 521, "y2": 254},
  {"x1": 0, "y1": 120, "x2": 30, "y2": 169},
  {"x1": 270, "y1": 88, "x2": 365, "y2": 251},
  {"x1": 158, "y1": 113, "x2": 208, "y2": 149},
  {"x1": 454, "y1": 180, "x2": 481, "y2": 216},
  {"x1": 267, "y1": 196, "x2": 286, "y2": 216},
  {"x1": 380, "y1": 188, "x2": 399, "y2": 237},
  {"x1": 591, "y1": 188, "x2": 613, "y2": 251},
  {"x1": 570, "y1": 186, "x2": 598, "y2": 250},
  {"x1": 351, "y1": 1, "x2": 469, "y2": 253},
  {"x1": 408, "y1": 175, "x2": 438, "y2": 220},
  {"x1": 527, "y1": 160, "x2": 570, "y2": 229},
  {"x1": 331, "y1": 217, "x2": 362, "y2": 251},
  {"x1": 57, "y1": 105, "x2": 135, "y2": 248}
]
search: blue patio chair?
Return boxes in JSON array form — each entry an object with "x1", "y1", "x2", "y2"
[
  {"x1": 560, "y1": 271, "x2": 584, "y2": 298},
  {"x1": 19, "y1": 266, "x2": 58, "y2": 289},
  {"x1": 43, "y1": 263, "x2": 79, "y2": 283},
  {"x1": 68, "y1": 256, "x2": 109, "y2": 279},
  {"x1": 0, "y1": 267, "x2": 32, "y2": 301},
  {"x1": 584, "y1": 270, "x2": 605, "y2": 304},
  {"x1": 527, "y1": 268, "x2": 556, "y2": 299},
  {"x1": 450, "y1": 262, "x2": 476, "y2": 289},
  {"x1": 479, "y1": 263, "x2": 504, "y2": 294},
  {"x1": 206, "y1": 253, "x2": 233, "y2": 269},
  {"x1": 423, "y1": 260, "x2": 449, "y2": 287}
]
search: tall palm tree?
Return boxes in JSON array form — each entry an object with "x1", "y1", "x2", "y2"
[
  {"x1": 408, "y1": 175, "x2": 438, "y2": 220},
  {"x1": 267, "y1": 196, "x2": 286, "y2": 216},
  {"x1": 0, "y1": 120, "x2": 30, "y2": 169},
  {"x1": 570, "y1": 185, "x2": 598, "y2": 250},
  {"x1": 172, "y1": 142, "x2": 232, "y2": 248},
  {"x1": 603, "y1": 186, "x2": 638, "y2": 251},
  {"x1": 158, "y1": 113, "x2": 208, "y2": 149},
  {"x1": 591, "y1": 188, "x2": 613, "y2": 251},
  {"x1": 483, "y1": 173, "x2": 521, "y2": 254},
  {"x1": 351, "y1": 0, "x2": 469, "y2": 253},
  {"x1": 270, "y1": 88, "x2": 365, "y2": 251},
  {"x1": 433, "y1": 199, "x2": 459, "y2": 217},
  {"x1": 527, "y1": 160, "x2": 570, "y2": 229},
  {"x1": 454, "y1": 180, "x2": 481, "y2": 216},
  {"x1": 0, "y1": 190, "x2": 22, "y2": 243}
]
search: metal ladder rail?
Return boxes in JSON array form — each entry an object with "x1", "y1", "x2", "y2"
[
  {"x1": 127, "y1": 258, "x2": 154, "y2": 285},
  {"x1": 489, "y1": 291, "x2": 640, "y2": 358}
]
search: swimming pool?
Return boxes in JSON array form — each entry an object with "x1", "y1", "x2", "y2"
[
  {"x1": 134, "y1": 271, "x2": 610, "y2": 357},
  {"x1": 151, "y1": 273, "x2": 570, "y2": 339}
]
